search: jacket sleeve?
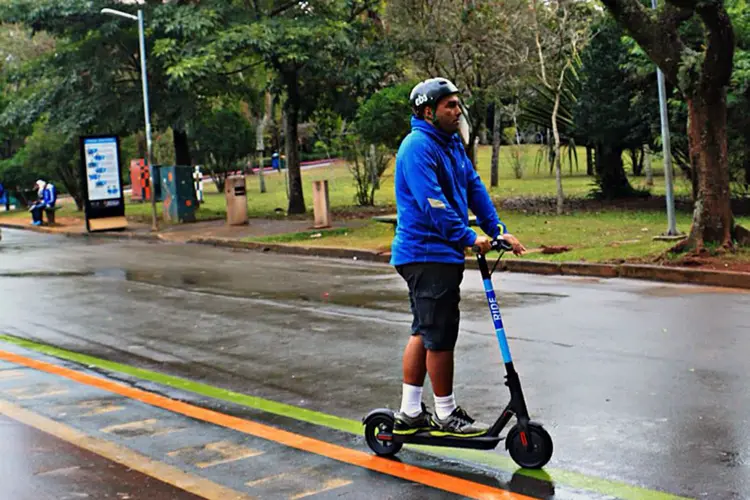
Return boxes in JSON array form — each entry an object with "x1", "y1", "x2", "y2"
[
  {"x1": 403, "y1": 142, "x2": 478, "y2": 248},
  {"x1": 466, "y1": 160, "x2": 507, "y2": 239}
]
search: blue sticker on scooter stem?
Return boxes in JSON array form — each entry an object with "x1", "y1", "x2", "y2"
[{"x1": 483, "y1": 279, "x2": 513, "y2": 364}]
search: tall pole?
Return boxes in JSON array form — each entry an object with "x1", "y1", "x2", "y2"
[
  {"x1": 138, "y1": 10, "x2": 158, "y2": 232},
  {"x1": 651, "y1": 0, "x2": 678, "y2": 236}
]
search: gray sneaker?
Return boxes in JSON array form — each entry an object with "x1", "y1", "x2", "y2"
[
  {"x1": 393, "y1": 403, "x2": 436, "y2": 436},
  {"x1": 430, "y1": 406, "x2": 490, "y2": 437}
]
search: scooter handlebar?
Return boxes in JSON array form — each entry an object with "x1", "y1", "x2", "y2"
[{"x1": 472, "y1": 237, "x2": 514, "y2": 254}]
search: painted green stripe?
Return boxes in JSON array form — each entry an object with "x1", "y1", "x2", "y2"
[
  {"x1": 0, "y1": 334, "x2": 691, "y2": 500},
  {"x1": 0, "y1": 334, "x2": 360, "y2": 434}
]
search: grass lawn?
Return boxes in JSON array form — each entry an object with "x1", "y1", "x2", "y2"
[
  {"x1": 5, "y1": 144, "x2": 748, "y2": 266},
  {"x1": 0, "y1": 144, "x2": 693, "y2": 223},
  {"x1": 249, "y1": 211, "x2": 750, "y2": 265}
]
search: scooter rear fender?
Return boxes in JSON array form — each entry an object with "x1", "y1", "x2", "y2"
[{"x1": 362, "y1": 408, "x2": 394, "y2": 424}]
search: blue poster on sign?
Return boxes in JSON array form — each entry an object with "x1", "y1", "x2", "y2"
[{"x1": 83, "y1": 137, "x2": 122, "y2": 202}]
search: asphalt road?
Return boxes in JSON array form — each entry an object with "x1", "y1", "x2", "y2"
[{"x1": 1, "y1": 228, "x2": 749, "y2": 499}]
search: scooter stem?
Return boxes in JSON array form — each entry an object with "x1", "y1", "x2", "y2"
[{"x1": 476, "y1": 252, "x2": 531, "y2": 437}]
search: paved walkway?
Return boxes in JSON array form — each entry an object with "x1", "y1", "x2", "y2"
[{"x1": 0, "y1": 213, "x2": 366, "y2": 244}]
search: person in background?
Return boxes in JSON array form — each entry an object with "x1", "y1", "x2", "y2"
[{"x1": 29, "y1": 179, "x2": 56, "y2": 226}]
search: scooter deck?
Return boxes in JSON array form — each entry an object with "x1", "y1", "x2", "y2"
[{"x1": 392, "y1": 433, "x2": 503, "y2": 450}]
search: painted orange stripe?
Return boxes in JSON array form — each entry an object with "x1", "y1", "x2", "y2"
[{"x1": 0, "y1": 350, "x2": 538, "y2": 500}]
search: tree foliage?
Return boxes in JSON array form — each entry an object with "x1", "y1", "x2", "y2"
[
  {"x1": 155, "y1": 0, "x2": 398, "y2": 214},
  {"x1": 190, "y1": 107, "x2": 254, "y2": 194},
  {"x1": 573, "y1": 20, "x2": 649, "y2": 199},
  {"x1": 386, "y1": 0, "x2": 536, "y2": 166},
  {"x1": 600, "y1": 0, "x2": 741, "y2": 250},
  {"x1": 354, "y1": 81, "x2": 415, "y2": 150}
]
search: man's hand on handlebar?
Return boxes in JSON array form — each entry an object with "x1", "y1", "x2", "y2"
[
  {"x1": 473, "y1": 235, "x2": 493, "y2": 255},
  {"x1": 471, "y1": 234, "x2": 527, "y2": 256},
  {"x1": 502, "y1": 234, "x2": 526, "y2": 256}
]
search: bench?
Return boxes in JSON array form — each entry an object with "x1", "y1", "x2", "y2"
[
  {"x1": 373, "y1": 214, "x2": 478, "y2": 233},
  {"x1": 44, "y1": 206, "x2": 60, "y2": 225}
]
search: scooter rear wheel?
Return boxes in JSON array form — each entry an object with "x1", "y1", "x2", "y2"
[
  {"x1": 364, "y1": 413, "x2": 402, "y2": 457},
  {"x1": 506, "y1": 423, "x2": 553, "y2": 469}
]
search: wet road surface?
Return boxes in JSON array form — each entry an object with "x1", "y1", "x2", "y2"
[{"x1": 1, "y1": 228, "x2": 749, "y2": 499}]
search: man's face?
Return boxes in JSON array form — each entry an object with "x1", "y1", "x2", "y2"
[{"x1": 424, "y1": 95, "x2": 462, "y2": 133}]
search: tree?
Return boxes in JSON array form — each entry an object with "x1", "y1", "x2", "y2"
[
  {"x1": 354, "y1": 81, "x2": 415, "y2": 150},
  {"x1": 2, "y1": 118, "x2": 83, "y2": 209},
  {"x1": 344, "y1": 138, "x2": 391, "y2": 206},
  {"x1": 599, "y1": 0, "x2": 745, "y2": 249},
  {"x1": 386, "y1": 0, "x2": 536, "y2": 167},
  {"x1": 0, "y1": 0, "x2": 212, "y2": 165},
  {"x1": 573, "y1": 20, "x2": 649, "y2": 199},
  {"x1": 155, "y1": 1, "x2": 397, "y2": 215},
  {"x1": 531, "y1": 0, "x2": 593, "y2": 214},
  {"x1": 190, "y1": 107, "x2": 254, "y2": 194}
]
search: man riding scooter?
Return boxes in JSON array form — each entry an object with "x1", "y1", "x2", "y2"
[{"x1": 390, "y1": 77, "x2": 526, "y2": 437}]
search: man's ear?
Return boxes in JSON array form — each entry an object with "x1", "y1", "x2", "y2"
[{"x1": 423, "y1": 106, "x2": 434, "y2": 121}]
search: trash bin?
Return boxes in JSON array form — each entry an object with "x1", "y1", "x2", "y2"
[
  {"x1": 225, "y1": 175, "x2": 248, "y2": 225},
  {"x1": 160, "y1": 165, "x2": 197, "y2": 223}
]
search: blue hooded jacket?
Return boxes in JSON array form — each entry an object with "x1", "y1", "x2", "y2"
[{"x1": 390, "y1": 117, "x2": 507, "y2": 266}]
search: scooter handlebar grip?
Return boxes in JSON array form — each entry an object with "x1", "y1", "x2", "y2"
[{"x1": 493, "y1": 239, "x2": 514, "y2": 252}]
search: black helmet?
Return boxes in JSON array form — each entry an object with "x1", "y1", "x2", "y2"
[{"x1": 409, "y1": 77, "x2": 460, "y2": 117}]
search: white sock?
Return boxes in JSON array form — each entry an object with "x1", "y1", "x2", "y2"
[
  {"x1": 400, "y1": 383, "x2": 423, "y2": 417},
  {"x1": 434, "y1": 393, "x2": 457, "y2": 420}
]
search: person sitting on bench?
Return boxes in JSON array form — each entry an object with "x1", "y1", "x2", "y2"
[{"x1": 29, "y1": 179, "x2": 57, "y2": 226}]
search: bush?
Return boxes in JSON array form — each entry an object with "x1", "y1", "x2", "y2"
[
  {"x1": 355, "y1": 81, "x2": 416, "y2": 150},
  {"x1": 343, "y1": 136, "x2": 391, "y2": 206}
]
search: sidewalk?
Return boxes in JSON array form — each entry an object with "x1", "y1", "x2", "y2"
[
  {"x1": 0, "y1": 212, "x2": 367, "y2": 244},
  {"x1": 2, "y1": 212, "x2": 750, "y2": 290}
]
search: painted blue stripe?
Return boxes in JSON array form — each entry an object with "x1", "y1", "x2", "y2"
[{"x1": 482, "y1": 278, "x2": 493, "y2": 291}]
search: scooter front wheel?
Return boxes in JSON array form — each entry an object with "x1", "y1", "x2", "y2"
[
  {"x1": 506, "y1": 422, "x2": 553, "y2": 469},
  {"x1": 364, "y1": 413, "x2": 403, "y2": 457}
]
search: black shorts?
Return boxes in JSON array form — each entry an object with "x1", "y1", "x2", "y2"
[{"x1": 396, "y1": 262, "x2": 465, "y2": 351}]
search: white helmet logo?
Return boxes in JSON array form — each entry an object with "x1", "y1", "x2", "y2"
[{"x1": 414, "y1": 94, "x2": 428, "y2": 107}]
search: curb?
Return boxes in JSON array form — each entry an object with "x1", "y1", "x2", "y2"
[
  {"x1": 190, "y1": 237, "x2": 750, "y2": 290},
  {"x1": 3, "y1": 224, "x2": 749, "y2": 290},
  {"x1": 187, "y1": 237, "x2": 391, "y2": 263}
]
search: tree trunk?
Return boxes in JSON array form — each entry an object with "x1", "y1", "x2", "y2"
[
  {"x1": 644, "y1": 143, "x2": 654, "y2": 187},
  {"x1": 490, "y1": 105, "x2": 501, "y2": 188},
  {"x1": 256, "y1": 123, "x2": 267, "y2": 194},
  {"x1": 173, "y1": 128, "x2": 192, "y2": 166},
  {"x1": 466, "y1": 128, "x2": 479, "y2": 169},
  {"x1": 56, "y1": 165, "x2": 83, "y2": 211},
  {"x1": 596, "y1": 144, "x2": 633, "y2": 199},
  {"x1": 551, "y1": 93, "x2": 564, "y2": 215},
  {"x1": 283, "y1": 70, "x2": 305, "y2": 214},
  {"x1": 586, "y1": 145, "x2": 594, "y2": 176},
  {"x1": 631, "y1": 148, "x2": 643, "y2": 176},
  {"x1": 684, "y1": 93, "x2": 733, "y2": 248}
]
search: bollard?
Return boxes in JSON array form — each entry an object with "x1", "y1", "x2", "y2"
[
  {"x1": 312, "y1": 179, "x2": 331, "y2": 229},
  {"x1": 225, "y1": 175, "x2": 248, "y2": 225},
  {"x1": 194, "y1": 166, "x2": 204, "y2": 203}
]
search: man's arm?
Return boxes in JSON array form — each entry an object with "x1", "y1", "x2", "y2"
[
  {"x1": 466, "y1": 165, "x2": 507, "y2": 239},
  {"x1": 403, "y1": 143, "x2": 478, "y2": 248}
]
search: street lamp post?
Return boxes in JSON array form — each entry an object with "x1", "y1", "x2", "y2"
[
  {"x1": 650, "y1": 0, "x2": 680, "y2": 238},
  {"x1": 101, "y1": 8, "x2": 158, "y2": 232}
]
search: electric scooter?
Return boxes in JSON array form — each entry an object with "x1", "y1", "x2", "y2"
[{"x1": 363, "y1": 237, "x2": 553, "y2": 469}]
